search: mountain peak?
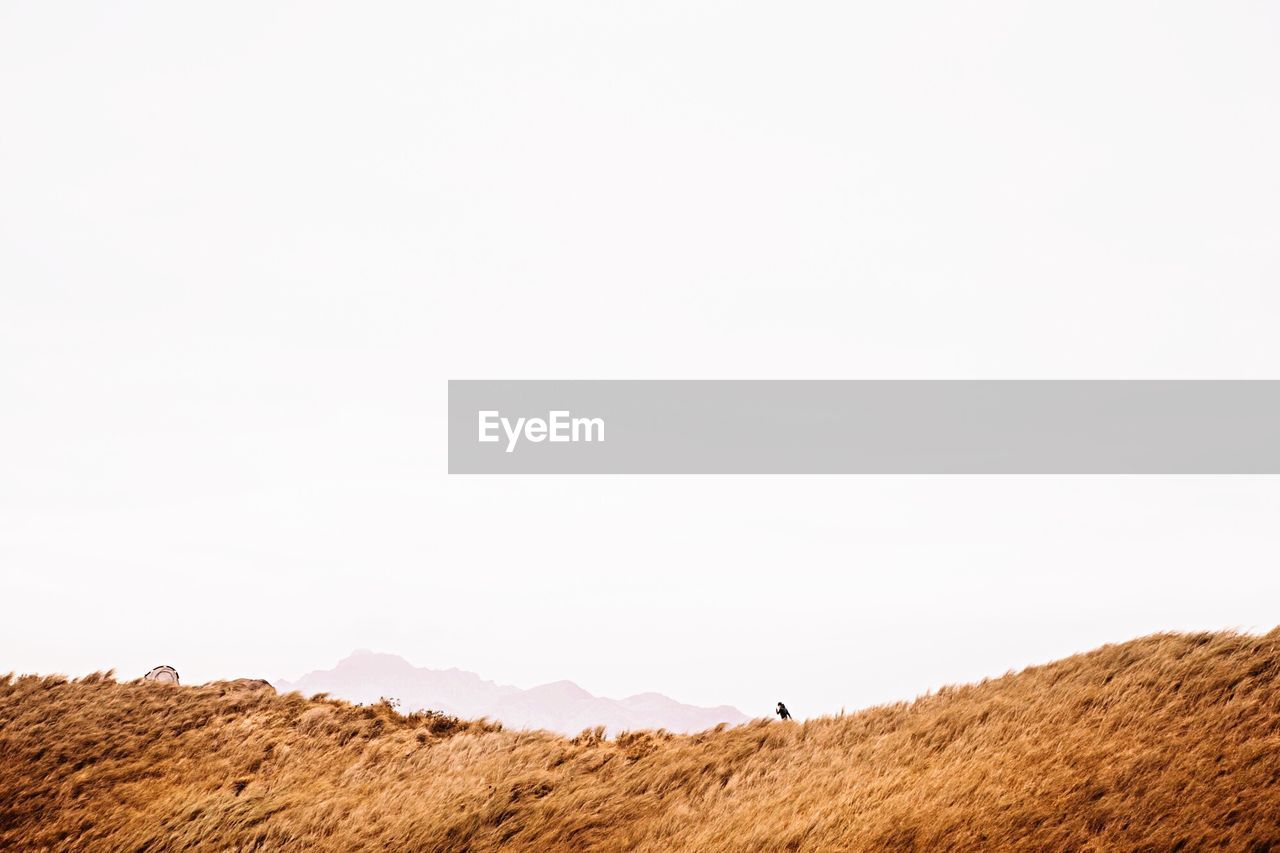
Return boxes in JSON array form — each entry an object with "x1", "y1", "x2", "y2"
[
  {"x1": 525, "y1": 680, "x2": 594, "y2": 700},
  {"x1": 273, "y1": 657, "x2": 746, "y2": 734}
]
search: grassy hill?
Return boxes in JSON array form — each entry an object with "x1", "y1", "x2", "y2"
[{"x1": 4, "y1": 630, "x2": 1280, "y2": 850}]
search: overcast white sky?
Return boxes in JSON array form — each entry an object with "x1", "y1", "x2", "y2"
[{"x1": 2, "y1": 2, "x2": 1279, "y2": 718}]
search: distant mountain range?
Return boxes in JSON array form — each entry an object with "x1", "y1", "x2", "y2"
[{"x1": 272, "y1": 650, "x2": 749, "y2": 735}]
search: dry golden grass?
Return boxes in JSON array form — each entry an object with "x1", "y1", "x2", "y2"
[{"x1": 5, "y1": 630, "x2": 1280, "y2": 850}]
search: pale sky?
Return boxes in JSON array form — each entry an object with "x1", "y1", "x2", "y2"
[{"x1": 2, "y1": 2, "x2": 1279, "y2": 719}]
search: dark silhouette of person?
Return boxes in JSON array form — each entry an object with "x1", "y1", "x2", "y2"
[{"x1": 776, "y1": 701, "x2": 792, "y2": 720}]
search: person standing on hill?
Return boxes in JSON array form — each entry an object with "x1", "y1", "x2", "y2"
[{"x1": 776, "y1": 701, "x2": 792, "y2": 720}]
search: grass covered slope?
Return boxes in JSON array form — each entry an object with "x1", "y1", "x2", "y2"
[{"x1": 4, "y1": 631, "x2": 1280, "y2": 851}]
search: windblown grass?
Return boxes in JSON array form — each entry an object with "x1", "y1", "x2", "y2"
[{"x1": 4, "y1": 630, "x2": 1280, "y2": 850}]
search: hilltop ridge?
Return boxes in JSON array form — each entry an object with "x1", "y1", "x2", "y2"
[{"x1": 4, "y1": 630, "x2": 1280, "y2": 850}]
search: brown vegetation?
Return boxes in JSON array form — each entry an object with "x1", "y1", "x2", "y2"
[{"x1": 4, "y1": 630, "x2": 1280, "y2": 850}]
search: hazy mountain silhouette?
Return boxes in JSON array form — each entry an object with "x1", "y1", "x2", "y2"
[{"x1": 273, "y1": 650, "x2": 748, "y2": 734}]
